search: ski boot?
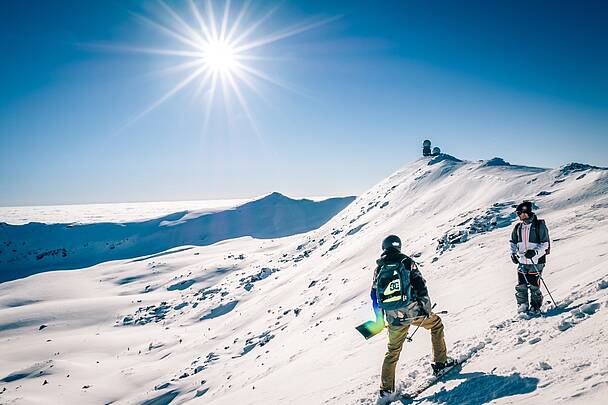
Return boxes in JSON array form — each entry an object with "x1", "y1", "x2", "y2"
[
  {"x1": 377, "y1": 389, "x2": 394, "y2": 404},
  {"x1": 517, "y1": 303, "x2": 529, "y2": 314},
  {"x1": 431, "y1": 357, "x2": 456, "y2": 376}
]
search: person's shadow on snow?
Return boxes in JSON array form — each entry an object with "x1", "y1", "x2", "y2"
[{"x1": 400, "y1": 370, "x2": 539, "y2": 405}]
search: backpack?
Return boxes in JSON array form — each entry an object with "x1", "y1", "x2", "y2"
[{"x1": 375, "y1": 261, "x2": 412, "y2": 311}]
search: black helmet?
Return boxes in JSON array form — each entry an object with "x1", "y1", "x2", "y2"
[
  {"x1": 515, "y1": 200, "x2": 533, "y2": 216},
  {"x1": 382, "y1": 235, "x2": 401, "y2": 252}
]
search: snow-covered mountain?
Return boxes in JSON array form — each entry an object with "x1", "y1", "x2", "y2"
[
  {"x1": 0, "y1": 192, "x2": 355, "y2": 282},
  {"x1": 1, "y1": 156, "x2": 607, "y2": 405}
]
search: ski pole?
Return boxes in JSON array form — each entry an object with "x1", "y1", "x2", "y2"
[
  {"x1": 406, "y1": 303, "x2": 437, "y2": 342},
  {"x1": 517, "y1": 263, "x2": 531, "y2": 286},
  {"x1": 531, "y1": 262, "x2": 558, "y2": 307}
]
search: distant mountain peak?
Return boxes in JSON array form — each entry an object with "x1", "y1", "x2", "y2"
[
  {"x1": 259, "y1": 192, "x2": 291, "y2": 202},
  {"x1": 559, "y1": 162, "x2": 605, "y2": 176}
]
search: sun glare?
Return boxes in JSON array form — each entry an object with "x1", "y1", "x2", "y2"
[{"x1": 116, "y1": 0, "x2": 336, "y2": 133}]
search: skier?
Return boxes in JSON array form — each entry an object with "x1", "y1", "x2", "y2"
[
  {"x1": 371, "y1": 235, "x2": 454, "y2": 399},
  {"x1": 509, "y1": 201, "x2": 550, "y2": 314}
]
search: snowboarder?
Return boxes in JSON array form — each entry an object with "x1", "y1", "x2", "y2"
[
  {"x1": 371, "y1": 234, "x2": 454, "y2": 398},
  {"x1": 509, "y1": 201, "x2": 550, "y2": 314}
]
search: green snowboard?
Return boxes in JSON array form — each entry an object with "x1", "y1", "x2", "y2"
[{"x1": 355, "y1": 320, "x2": 385, "y2": 339}]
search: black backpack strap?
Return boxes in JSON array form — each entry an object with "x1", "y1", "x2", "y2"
[{"x1": 515, "y1": 222, "x2": 522, "y2": 242}]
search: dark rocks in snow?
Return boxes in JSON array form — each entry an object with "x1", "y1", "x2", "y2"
[
  {"x1": 239, "y1": 267, "x2": 279, "y2": 290},
  {"x1": 327, "y1": 242, "x2": 341, "y2": 252},
  {"x1": 526, "y1": 178, "x2": 538, "y2": 184},
  {"x1": 346, "y1": 223, "x2": 365, "y2": 236},
  {"x1": 437, "y1": 202, "x2": 516, "y2": 254},
  {"x1": 580, "y1": 302, "x2": 600, "y2": 315},
  {"x1": 167, "y1": 279, "x2": 195, "y2": 291},
  {"x1": 141, "y1": 390, "x2": 180, "y2": 405},
  {"x1": 597, "y1": 279, "x2": 608, "y2": 290},
  {"x1": 195, "y1": 287, "x2": 222, "y2": 301},
  {"x1": 428, "y1": 154, "x2": 463, "y2": 166},
  {"x1": 559, "y1": 162, "x2": 600, "y2": 177},
  {"x1": 200, "y1": 301, "x2": 238, "y2": 321},
  {"x1": 538, "y1": 361, "x2": 552, "y2": 370},
  {"x1": 481, "y1": 157, "x2": 511, "y2": 167},
  {"x1": 537, "y1": 191, "x2": 552, "y2": 196},
  {"x1": 195, "y1": 388, "x2": 209, "y2": 397},
  {"x1": 242, "y1": 331, "x2": 274, "y2": 355},
  {"x1": 39, "y1": 324, "x2": 47, "y2": 331},
  {"x1": 123, "y1": 302, "x2": 172, "y2": 326}
]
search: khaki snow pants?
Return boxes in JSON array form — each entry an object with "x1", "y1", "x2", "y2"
[{"x1": 380, "y1": 313, "x2": 447, "y2": 392}]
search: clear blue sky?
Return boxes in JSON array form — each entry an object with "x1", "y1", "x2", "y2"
[{"x1": 1, "y1": 0, "x2": 607, "y2": 206}]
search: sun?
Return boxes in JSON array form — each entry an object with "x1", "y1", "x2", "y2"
[
  {"x1": 202, "y1": 40, "x2": 237, "y2": 73},
  {"x1": 119, "y1": 0, "x2": 336, "y2": 132}
]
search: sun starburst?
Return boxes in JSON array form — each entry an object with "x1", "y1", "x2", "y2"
[{"x1": 119, "y1": 0, "x2": 336, "y2": 133}]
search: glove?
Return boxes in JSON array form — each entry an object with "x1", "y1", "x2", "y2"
[
  {"x1": 418, "y1": 298, "x2": 432, "y2": 317},
  {"x1": 510, "y1": 253, "x2": 519, "y2": 264},
  {"x1": 524, "y1": 249, "x2": 536, "y2": 259}
]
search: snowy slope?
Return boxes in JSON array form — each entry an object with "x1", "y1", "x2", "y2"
[
  {"x1": 0, "y1": 192, "x2": 355, "y2": 282},
  {"x1": 0, "y1": 157, "x2": 607, "y2": 405}
]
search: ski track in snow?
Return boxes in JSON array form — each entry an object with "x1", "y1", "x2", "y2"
[{"x1": 0, "y1": 157, "x2": 607, "y2": 404}]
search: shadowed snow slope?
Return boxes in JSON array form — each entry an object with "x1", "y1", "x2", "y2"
[
  {"x1": 0, "y1": 157, "x2": 607, "y2": 405},
  {"x1": 0, "y1": 193, "x2": 355, "y2": 282}
]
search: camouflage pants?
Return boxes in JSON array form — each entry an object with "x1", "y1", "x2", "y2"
[{"x1": 380, "y1": 313, "x2": 447, "y2": 392}]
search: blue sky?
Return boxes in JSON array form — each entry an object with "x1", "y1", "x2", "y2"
[{"x1": 1, "y1": 0, "x2": 607, "y2": 206}]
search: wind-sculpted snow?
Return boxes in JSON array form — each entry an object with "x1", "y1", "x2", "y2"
[
  {"x1": 1, "y1": 156, "x2": 607, "y2": 405},
  {"x1": 0, "y1": 193, "x2": 354, "y2": 282}
]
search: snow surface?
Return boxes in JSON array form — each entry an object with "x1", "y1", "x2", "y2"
[{"x1": 1, "y1": 157, "x2": 607, "y2": 405}]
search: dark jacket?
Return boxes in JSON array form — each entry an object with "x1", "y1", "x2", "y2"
[{"x1": 371, "y1": 249, "x2": 432, "y2": 325}]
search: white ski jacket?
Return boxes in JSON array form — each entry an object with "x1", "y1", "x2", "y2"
[{"x1": 510, "y1": 216, "x2": 550, "y2": 265}]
